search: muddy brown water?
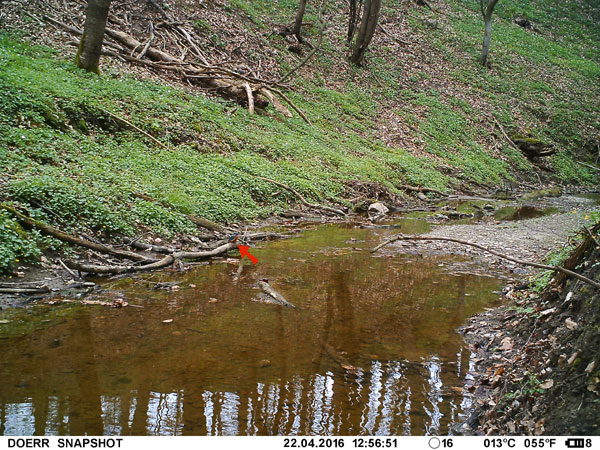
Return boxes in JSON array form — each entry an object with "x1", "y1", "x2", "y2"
[{"x1": 0, "y1": 220, "x2": 504, "y2": 436}]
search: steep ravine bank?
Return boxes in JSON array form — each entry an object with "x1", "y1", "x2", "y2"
[
  {"x1": 457, "y1": 231, "x2": 600, "y2": 435},
  {"x1": 373, "y1": 194, "x2": 600, "y2": 435}
]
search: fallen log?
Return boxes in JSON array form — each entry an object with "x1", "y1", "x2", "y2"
[
  {"x1": 257, "y1": 280, "x2": 296, "y2": 308},
  {"x1": 371, "y1": 233, "x2": 600, "y2": 290},
  {"x1": 1, "y1": 204, "x2": 151, "y2": 262},
  {"x1": 256, "y1": 176, "x2": 346, "y2": 216}
]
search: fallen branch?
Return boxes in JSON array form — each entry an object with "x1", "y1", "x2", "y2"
[
  {"x1": 1, "y1": 204, "x2": 151, "y2": 262},
  {"x1": 269, "y1": 88, "x2": 312, "y2": 125},
  {"x1": 371, "y1": 234, "x2": 600, "y2": 290},
  {"x1": 100, "y1": 107, "x2": 168, "y2": 149},
  {"x1": 0, "y1": 286, "x2": 51, "y2": 294},
  {"x1": 259, "y1": 88, "x2": 293, "y2": 118},
  {"x1": 67, "y1": 242, "x2": 238, "y2": 275},
  {"x1": 256, "y1": 176, "x2": 345, "y2": 216},
  {"x1": 258, "y1": 280, "x2": 296, "y2": 308},
  {"x1": 323, "y1": 343, "x2": 361, "y2": 374},
  {"x1": 277, "y1": 0, "x2": 328, "y2": 84},
  {"x1": 492, "y1": 115, "x2": 521, "y2": 152},
  {"x1": 41, "y1": 15, "x2": 272, "y2": 111},
  {"x1": 575, "y1": 160, "x2": 600, "y2": 172},
  {"x1": 398, "y1": 184, "x2": 447, "y2": 197}
]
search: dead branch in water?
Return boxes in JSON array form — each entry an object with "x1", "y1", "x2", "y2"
[
  {"x1": 372, "y1": 233, "x2": 600, "y2": 290},
  {"x1": 258, "y1": 280, "x2": 296, "y2": 308},
  {"x1": 256, "y1": 176, "x2": 345, "y2": 216}
]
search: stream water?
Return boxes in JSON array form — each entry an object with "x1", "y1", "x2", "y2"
[{"x1": 0, "y1": 219, "x2": 505, "y2": 436}]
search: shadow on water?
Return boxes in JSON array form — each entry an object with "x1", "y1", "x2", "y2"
[{"x1": 0, "y1": 221, "x2": 504, "y2": 436}]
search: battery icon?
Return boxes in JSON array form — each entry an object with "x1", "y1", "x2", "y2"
[{"x1": 565, "y1": 439, "x2": 585, "y2": 448}]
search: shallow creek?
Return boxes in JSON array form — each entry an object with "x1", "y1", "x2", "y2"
[{"x1": 0, "y1": 219, "x2": 507, "y2": 436}]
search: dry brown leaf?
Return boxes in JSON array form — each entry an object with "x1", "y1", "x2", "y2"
[
  {"x1": 499, "y1": 337, "x2": 514, "y2": 351},
  {"x1": 540, "y1": 379, "x2": 554, "y2": 389},
  {"x1": 568, "y1": 351, "x2": 579, "y2": 365},
  {"x1": 585, "y1": 361, "x2": 596, "y2": 374},
  {"x1": 565, "y1": 318, "x2": 577, "y2": 330}
]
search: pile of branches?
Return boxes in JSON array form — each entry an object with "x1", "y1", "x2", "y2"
[{"x1": 40, "y1": 0, "x2": 310, "y2": 122}]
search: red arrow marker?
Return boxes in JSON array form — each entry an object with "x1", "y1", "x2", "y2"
[{"x1": 237, "y1": 244, "x2": 258, "y2": 265}]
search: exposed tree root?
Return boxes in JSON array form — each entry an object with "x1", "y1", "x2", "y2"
[
  {"x1": 372, "y1": 233, "x2": 600, "y2": 290},
  {"x1": 256, "y1": 176, "x2": 346, "y2": 216}
]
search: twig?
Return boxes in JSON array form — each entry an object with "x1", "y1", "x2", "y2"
[
  {"x1": 371, "y1": 234, "x2": 600, "y2": 290},
  {"x1": 99, "y1": 108, "x2": 168, "y2": 149},
  {"x1": 584, "y1": 226, "x2": 600, "y2": 247},
  {"x1": 256, "y1": 176, "x2": 346, "y2": 216},
  {"x1": 492, "y1": 115, "x2": 520, "y2": 152},
  {"x1": 270, "y1": 88, "x2": 312, "y2": 125},
  {"x1": 575, "y1": 160, "x2": 600, "y2": 172},
  {"x1": 277, "y1": 0, "x2": 328, "y2": 84},
  {"x1": 377, "y1": 23, "x2": 410, "y2": 46},
  {"x1": 58, "y1": 258, "x2": 79, "y2": 279}
]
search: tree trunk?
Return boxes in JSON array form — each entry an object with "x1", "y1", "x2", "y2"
[
  {"x1": 292, "y1": 0, "x2": 308, "y2": 42},
  {"x1": 347, "y1": 0, "x2": 357, "y2": 43},
  {"x1": 75, "y1": 0, "x2": 112, "y2": 74},
  {"x1": 479, "y1": 0, "x2": 499, "y2": 67},
  {"x1": 480, "y1": 17, "x2": 492, "y2": 66},
  {"x1": 350, "y1": 0, "x2": 381, "y2": 66}
]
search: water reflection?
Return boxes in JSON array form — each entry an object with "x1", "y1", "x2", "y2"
[
  {"x1": 0, "y1": 223, "x2": 503, "y2": 436},
  {"x1": 0, "y1": 354, "x2": 483, "y2": 435}
]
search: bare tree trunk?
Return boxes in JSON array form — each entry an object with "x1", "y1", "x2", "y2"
[
  {"x1": 479, "y1": 0, "x2": 499, "y2": 67},
  {"x1": 347, "y1": 0, "x2": 357, "y2": 43},
  {"x1": 292, "y1": 0, "x2": 308, "y2": 42},
  {"x1": 350, "y1": 0, "x2": 381, "y2": 66},
  {"x1": 480, "y1": 17, "x2": 492, "y2": 66},
  {"x1": 75, "y1": 0, "x2": 112, "y2": 74}
]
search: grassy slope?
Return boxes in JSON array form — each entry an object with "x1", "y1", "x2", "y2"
[{"x1": 1, "y1": 0, "x2": 599, "y2": 272}]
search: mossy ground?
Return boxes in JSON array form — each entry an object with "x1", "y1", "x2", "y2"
[{"x1": 0, "y1": 0, "x2": 599, "y2": 272}]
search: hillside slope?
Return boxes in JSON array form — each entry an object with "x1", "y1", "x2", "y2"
[{"x1": 0, "y1": 0, "x2": 599, "y2": 272}]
